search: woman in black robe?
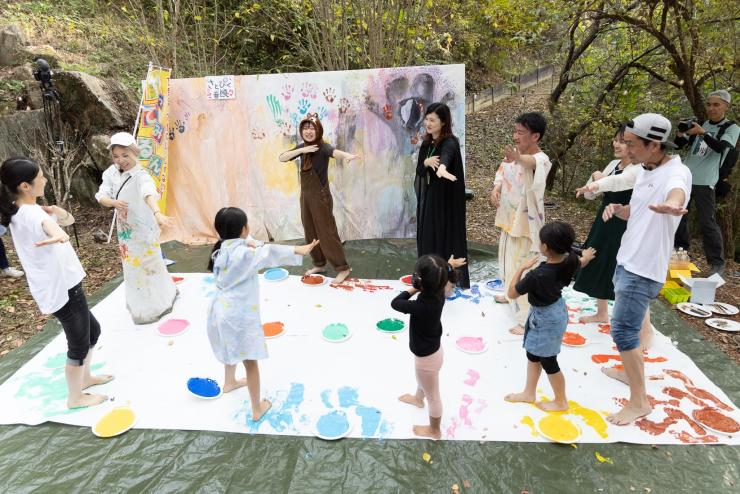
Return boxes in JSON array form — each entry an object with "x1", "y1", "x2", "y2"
[{"x1": 415, "y1": 102, "x2": 470, "y2": 288}]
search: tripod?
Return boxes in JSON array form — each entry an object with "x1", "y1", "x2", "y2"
[{"x1": 39, "y1": 80, "x2": 80, "y2": 247}]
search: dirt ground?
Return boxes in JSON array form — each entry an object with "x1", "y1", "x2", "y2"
[{"x1": 1, "y1": 86, "x2": 738, "y2": 364}]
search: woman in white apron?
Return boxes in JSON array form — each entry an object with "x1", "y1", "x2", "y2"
[{"x1": 95, "y1": 132, "x2": 176, "y2": 324}]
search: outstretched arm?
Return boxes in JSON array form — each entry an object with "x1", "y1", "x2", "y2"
[
  {"x1": 279, "y1": 145, "x2": 317, "y2": 162},
  {"x1": 332, "y1": 149, "x2": 361, "y2": 162},
  {"x1": 649, "y1": 188, "x2": 688, "y2": 216}
]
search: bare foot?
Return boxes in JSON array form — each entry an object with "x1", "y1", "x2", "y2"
[
  {"x1": 398, "y1": 394, "x2": 425, "y2": 408},
  {"x1": 331, "y1": 269, "x2": 352, "y2": 285},
  {"x1": 305, "y1": 266, "x2": 327, "y2": 275},
  {"x1": 579, "y1": 313, "x2": 609, "y2": 324},
  {"x1": 504, "y1": 391, "x2": 535, "y2": 403},
  {"x1": 82, "y1": 374, "x2": 114, "y2": 390},
  {"x1": 223, "y1": 378, "x2": 248, "y2": 393},
  {"x1": 601, "y1": 367, "x2": 629, "y2": 384},
  {"x1": 607, "y1": 402, "x2": 652, "y2": 425},
  {"x1": 494, "y1": 294, "x2": 508, "y2": 304},
  {"x1": 67, "y1": 392, "x2": 108, "y2": 409},
  {"x1": 537, "y1": 400, "x2": 569, "y2": 412},
  {"x1": 252, "y1": 399, "x2": 272, "y2": 421},
  {"x1": 412, "y1": 424, "x2": 441, "y2": 439},
  {"x1": 508, "y1": 325, "x2": 524, "y2": 335}
]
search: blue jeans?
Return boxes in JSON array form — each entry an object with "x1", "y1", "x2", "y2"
[{"x1": 611, "y1": 265, "x2": 662, "y2": 352}]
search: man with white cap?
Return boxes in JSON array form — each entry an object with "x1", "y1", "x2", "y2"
[
  {"x1": 601, "y1": 113, "x2": 691, "y2": 425},
  {"x1": 674, "y1": 90, "x2": 738, "y2": 275}
]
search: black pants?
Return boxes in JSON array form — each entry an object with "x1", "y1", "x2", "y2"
[
  {"x1": 674, "y1": 185, "x2": 725, "y2": 268},
  {"x1": 53, "y1": 283, "x2": 101, "y2": 366},
  {"x1": 0, "y1": 238, "x2": 9, "y2": 270}
]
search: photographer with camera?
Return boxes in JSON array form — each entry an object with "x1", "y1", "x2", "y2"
[{"x1": 674, "y1": 90, "x2": 738, "y2": 276}]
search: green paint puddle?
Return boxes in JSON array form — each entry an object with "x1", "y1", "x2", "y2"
[
  {"x1": 376, "y1": 318, "x2": 405, "y2": 332},
  {"x1": 15, "y1": 362, "x2": 106, "y2": 417},
  {"x1": 44, "y1": 352, "x2": 67, "y2": 369},
  {"x1": 322, "y1": 323, "x2": 350, "y2": 341}
]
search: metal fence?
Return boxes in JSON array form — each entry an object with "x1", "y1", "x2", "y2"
[{"x1": 466, "y1": 64, "x2": 555, "y2": 114}]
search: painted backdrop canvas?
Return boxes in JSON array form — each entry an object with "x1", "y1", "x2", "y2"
[{"x1": 165, "y1": 64, "x2": 465, "y2": 243}]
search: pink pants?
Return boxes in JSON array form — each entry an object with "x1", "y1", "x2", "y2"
[{"x1": 414, "y1": 347, "x2": 444, "y2": 418}]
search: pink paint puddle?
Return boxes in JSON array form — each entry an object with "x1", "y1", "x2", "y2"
[
  {"x1": 158, "y1": 318, "x2": 189, "y2": 336},
  {"x1": 456, "y1": 336, "x2": 487, "y2": 353},
  {"x1": 463, "y1": 369, "x2": 480, "y2": 386}
]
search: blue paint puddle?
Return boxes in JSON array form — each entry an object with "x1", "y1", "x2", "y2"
[
  {"x1": 447, "y1": 285, "x2": 481, "y2": 304},
  {"x1": 484, "y1": 279, "x2": 503, "y2": 291},
  {"x1": 316, "y1": 410, "x2": 350, "y2": 439},
  {"x1": 264, "y1": 268, "x2": 288, "y2": 281},
  {"x1": 355, "y1": 406, "x2": 381, "y2": 436},
  {"x1": 44, "y1": 352, "x2": 67, "y2": 369},
  {"x1": 187, "y1": 377, "x2": 221, "y2": 398}
]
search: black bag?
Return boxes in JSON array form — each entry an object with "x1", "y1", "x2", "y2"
[{"x1": 715, "y1": 120, "x2": 738, "y2": 198}]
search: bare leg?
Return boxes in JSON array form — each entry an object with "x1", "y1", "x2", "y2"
[
  {"x1": 505, "y1": 360, "x2": 540, "y2": 403},
  {"x1": 66, "y1": 358, "x2": 107, "y2": 409},
  {"x1": 602, "y1": 310, "x2": 653, "y2": 385},
  {"x1": 494, "y1": 294, "x2": 508, "y2": 304},
  {"x1": 580, "y1": 299, "x2": 609, "y2": 323},
  {"x1": 399, "y1": 387, "x2": 425, "y2": 408},
  {"x1": 607, "y1": 348, "x2": 652, "y2": 425},
  {"x1": 508, "y1": 324, "x2": 525, "y2": 335},
  {"x1": 537, "y1": 372, "x2": 568, "y2": 411},
  {"x1": 223, "y1": 363, "x2": 247, "y2": 393},
  {"x1": 244, "y1": 360, "x2": 271, "y2": 421},
  {"x1": 331, "y1": 269, "x2": 352, "y2": 285},
  {"x1": 413, "y1": 415, "x2": 442, "y2": 439},
  {"x1": 81, "y1": 348, "x2": 114, "y2": 389}
]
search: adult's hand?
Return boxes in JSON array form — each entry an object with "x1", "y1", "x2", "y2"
[
  {"x1": 575, "y1": 182, "x2": 598, "y2": 198},
  {"x1": 424, "y1": 156, "x2": 440, "y2": 170},
  {"x1": 648, "y1": 202, "x2": 688, "y2": 216},
  {"x1": 602, "y1": 203, "x2": 625, "y2": 222},
  {"x1": 685, "y1": 121, "x2": 705, "y2": 136}
]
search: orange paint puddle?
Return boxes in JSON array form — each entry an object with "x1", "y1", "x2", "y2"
[
  {"x1": 670, "y1": 431, "x2": 718, "y2": 444},
  {"x1": 598, "y1": 323, "x2": 611, "y2": 335},
  {"x1": 262, "y1": 321, "x2": 285, "y2": 337},
  {"x1": 664, "y1": 369, "x2": 693, "y2": 386},
  {"x1": 330, "y1": 278, "x2": 393, "y2": 292},
  {"x1": 686, "y1": 386, "x2": 733, "y2": 412},
  {"x1": 591, "y1": 354, "x2": 667, "y2": 364},
  {"x1": 692, "y1": 408, "x2": 740, "y2": 434},
  {"x1": 663, "y1": 386, "x2": 709, "y2": 408},
  {"x1": 562, "y1": 332, "x2": 586, "y2": 346}
]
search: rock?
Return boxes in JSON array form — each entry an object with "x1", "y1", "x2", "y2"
[
  {"x1": 18, "y1": 45, "x2": 60, "y2": 67},
  {"x1": 53, "y1": 71, "x2": 137, "y2": 132},
  {"x1": 69, "y1": 164, "x2": 101, "y2": 205},
  {"x1": 87, "y1": 134, "x2": 112, "y2": 172},
  {"x1": 0, "y1": 109, "x2": 46, "y2": 158},
  {"x1": 0, "y1": 25, "x2": 29, "y2": 66}
]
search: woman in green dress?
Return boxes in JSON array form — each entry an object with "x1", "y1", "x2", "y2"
[{"x1": 573, "y1": 127, "x2": 634, "y2": 324}]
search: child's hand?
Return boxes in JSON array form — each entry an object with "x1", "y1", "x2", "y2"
[
  {"x1": 346, "y1": 154, "x2": 361, "y2": 162},
  {"x1": 436, "y1": 164, "x2": 457, "y2": 181},
  {"x1": 295, "y1": 239, "x2": 319, "y2": 256},
  {"x1": 302, "y1": 145, "x2": 319, "y2": 154},
  {"x1": 407, "y1": 287, "x2": 419, "y2": 296},
  {"x1": 521, "y1": 255, "x2": 540, "y2": 270},
  {"x1": 36, "y1": 230, "x2": 69, "y2": 246},
  {"x1": 581, "y1": 247, "x2": 596, "y2": 263},
  {"x1": 448, "y1": 255, "x2": 467, "y2": 268}
]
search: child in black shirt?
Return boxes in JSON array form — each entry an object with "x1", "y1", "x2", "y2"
[
  {"x1": 504, "y1": 221, "x2": 595, "y2": 412},
  {"x1": 391, "y1": 254, "x2": 466, "y2": 439}
]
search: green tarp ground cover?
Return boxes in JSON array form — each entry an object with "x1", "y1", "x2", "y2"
[{"x1": 0, "y1": 240, "x2": 737, "y2": 493}]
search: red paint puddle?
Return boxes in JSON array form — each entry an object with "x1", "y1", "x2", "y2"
[
  {"x1": 301, "y1": 275, "x2": 324, "y2": 285},
  {"x1": 598, "y1": 323, "x2": 611, "y2": 334},
  {"x1": 692, "y1": 407, "x2": 740, "y2": 434},
  {"x1": 562, "y1": 332, "x2": 586, "y2": 345},
  {"x1": 591, "y1": 354, "x2": 667, "y2": 364},
  {"x1": 635, "y1": 415, "x2": 675, "y2": 435},
  {"x1": 663, "y1": 386, "x2": 709, "y2": 408},
  {"x1": 635, "y1": 407, "x2": 707, "y2": 437},
  {"x1": 665, "y1": 408, "x2": 706, "y2": 435},
  {"x1": 171, "y1": 276, "x2": 184, "y2": 283},
  {"x1": 330, "y1": 278, "x2": 393, "y2": 292},
  {"x1": 400, "y1": 275, "x2": 412, "y2": 285},
  {"x1": 263, "y1": 321, "x2": 285, "y2": 337},
  {"x1": 686, "y1": 386, "x2": 733, "y2": 412},
  {"x1": 670, "y1": 431, "x2": 718, "y2": 444},
  {"x1": 664, "y1": 369, "x2": 694, "y2": 386}
]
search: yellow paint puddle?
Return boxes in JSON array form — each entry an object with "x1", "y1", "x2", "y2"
[
  {"x1": 520, "y1": 416, "x2": 539, "y2": 437},
  {"x1": 93, "y1": 406, "x2": 136, "y2": 438},
  {"x1": 538, "y1": 414, "x2": 581, "y2": 443}
]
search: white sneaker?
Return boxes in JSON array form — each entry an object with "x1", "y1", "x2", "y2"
[{"x1": 1, "y1": 267, "x2": 24, "y2": 278}]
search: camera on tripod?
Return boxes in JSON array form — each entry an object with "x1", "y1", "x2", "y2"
[
  {"x1": 677, "y1": 116, "x2": 699, "y2": 133},
  {"x1": 32, "y1": 58, "x2": 54, "y2": 91}
]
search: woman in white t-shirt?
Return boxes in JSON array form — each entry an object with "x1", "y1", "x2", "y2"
[{"x1": 0, "y1": 156, "x2": 112, "y2": 409}]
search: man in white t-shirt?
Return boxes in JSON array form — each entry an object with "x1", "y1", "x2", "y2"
[{"x1": 601, "y1": 113, "x2": 691, "y2": 425}]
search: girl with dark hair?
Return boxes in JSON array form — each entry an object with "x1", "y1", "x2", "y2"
[
  {"x1": 416, "y1": 102, "x2": 470, "y2": 288},
  {"x1": 1, "y1": 156, "x2": 112, "y2": 409},
  {"x1": 504, "y1": 221, "x2": 594, "y2": 412},
  {"x1": 391, "y1": 253, "x2": 466, "y2": 439},
  {"x1": 278, "y1": 116, "x2": 360, "y2": 285},
  {"x1": 206, "y1": 207, "x2": 317, "y2": 421}
]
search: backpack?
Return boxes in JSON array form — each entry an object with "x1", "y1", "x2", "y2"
[{"x1": 715, "y1": 120, "x2": 738, "y2": 198}]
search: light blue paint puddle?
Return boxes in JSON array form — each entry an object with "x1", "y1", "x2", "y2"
[
  {"x1": 316, "y1": 410, "x2": 350, "y2": 439},
  {"x1": 338, "y1": 386, "x2": 359, "y2": 407},
  {"x1": 264, "y1": 268, "x2": 288, "y2": 281},
  {"x1": 15, "y1": 362, "x2": 105, "y2": 417},
  {"x1": 320, "y1": 389, "x2": 332, "y2": 408},
  {"x1": 484, "y1": 279, "x2": 503, "y2": 291},
  {"x1": 355, "y1": 406, "x2": 381, "y2": 437},
  {"x1": 187, "y1": 377, "x2": 221, "y2": 398},
  {"x1": 44, "y1": 352, "x2": 67, "y2": 369},
  {"x1": 244, "y1": 382, "x2": 305, "y2": 433}
]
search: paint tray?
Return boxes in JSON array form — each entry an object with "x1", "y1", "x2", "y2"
[
  {"x1": 663, "y1": 287, "x2": 691, "y2": 305},
  {"x1": 660, "y1": 280, "x2": 681, "y2": 296}
]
